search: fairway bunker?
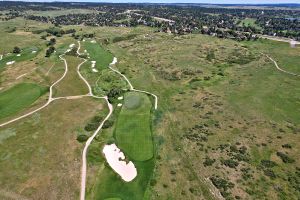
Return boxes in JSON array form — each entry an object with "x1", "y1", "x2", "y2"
[
  {"x1": 91, "y1": 61, "x2": 98, "y2": 72},
  {"x1": 6, "y1": 61, "x2": 15, "y2": 65},
  {"x1": 103, "y1": 143, "x2": 137, "y2": 182}
]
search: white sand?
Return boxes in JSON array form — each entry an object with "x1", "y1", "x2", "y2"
[
  {"x1": 118, "y1": 96, "x2": 123, "y2": 100},
  {"x1": 91, "y1": 40, "x2": 96, "y2": 43},
  {"x1": 91, "y1": 61, "x2": 98, "y2": 72},
  {"x1": 110, "y1": 57, "x2": 118, "y2": 66},
  {"x1": 83, "y1": 39, "x2": 86, "y2": 42},
  {"x1": 16, "y1": 54, "x2": 21, "y2": 57},
  {"x1": 117, "y1": 103, "x2": 123, "y2": 107},
  {"x1": 69, "y1": 44, "x2": 75, "y2": 48},
  {"x1": 32, "y1": 51, "x2": 37, "y2": 54},
  {"x1": 6, "y1": 61, "x2": 15, "y2": 65},
  {"x1": 0, "y1": 55, "x2": 2, "y2": 60},
  {"x1": 84, "y1": 50, "x2": 87, "y2": 53},
  {"x1": 103, "y1": 144, "x2": 137, "y2": 182}
]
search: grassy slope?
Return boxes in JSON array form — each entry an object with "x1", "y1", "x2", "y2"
[
  {"x1": 115, "y1": 92, "x2": 154, "y2": 161},
  {"x1": 0, "y1": 98, "x2": 105, "y2": 199},
  {"x1": 53, "y1": 55, "x2": 89, "y2": 97},
  {"x1": 0, "y1": 83, "x2": 47, "y2": 119},
  {"x1": 83, "y1": 40, "x2": 113, "y2": 71},
  {"x1": 102, "y1": 30, "x2": 299, "y2": 200}
]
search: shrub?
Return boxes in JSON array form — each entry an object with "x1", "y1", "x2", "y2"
[
  {"x1": 221, "y1": 159, "x2": 239, "y2": 168},
  {"x1": 282, "y1": 144, "x2": 292, "y2": 149},
  {"x1": 260, "y1": 160, "x2": 277, "y2": 168},
  {"x1": 13, "y1": 46, "x2": 21, "y2": 54},
  {"x1": 203, "y1": 156, "x2": 216, "y2": 167},
  {"x1": 103, "y1": 119, "x2": 114, "y2": 129},
  {"x1": 149, "y1": 179, "x2": 157, "y2": 186},
  {"x1": 77, "y1": 134, "x2": 88, "y2": 143},
  {"x1": 263, "y1": 169, "x2": 276, "y2": 179},
  {"x1": 276, "y1": 152, "x2": 295, "y2": 163}
]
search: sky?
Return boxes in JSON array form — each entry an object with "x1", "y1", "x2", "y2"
[{"x1": 4, "y1": 0, "x2": 300, "y2": 4}]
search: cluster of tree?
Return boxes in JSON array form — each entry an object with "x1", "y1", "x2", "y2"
[
  {"x1": 1, "y1": 1, "x2": 299, "y2": 41},
  {"x1": 45, "y1": 46, "x2": 55, "y2": 57},
  {"x1": 13, "y1": 46, "x2": 21, "y2": 54}
]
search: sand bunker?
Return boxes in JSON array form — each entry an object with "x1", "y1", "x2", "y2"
[
  {"x1": 16, "y1": 54, "x2": 21, "y2": 57},
  {"x1": 91, "y1": 61, "x2": 98, "y2": 72},
  {"x1": 69, "y1": 44, "x2": 75, "y2": 48},
  {"x1": 118, "y1": 96, "x2": 124, "y2": 100},
  {"x1": 91, "y1": 40, "x2": 96, "y2": 43},
  {"x1": 103, "y1": 143, "x2": 137, "y2": 182},
  {"x1": 6, "y1": 61, "x2": 15, "y2": 65},
  {"x1": 110, "y1": 57, "x2": 118, "y2": 66},
  {"x1": 117, "y1": 103, "x2": 123, "y2": 107},
  {"x1": 32, "y1": 51, "x2": 37, "y2": 54}
]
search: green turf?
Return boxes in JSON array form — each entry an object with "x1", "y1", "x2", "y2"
[
  {"x1": 238, "y1": 18, "x2": 261, "y2": 29},
  {"x1": 115, "y1": 92, "x2": 154, "y2": 161},
  {"x1": 90, "y1": 159, "x2": 154, "y2": 200},
  {"x1": 83, "y1": 40, "x2": 113, "y2": 70},
  {"x1": 0, "y1": 83, "x2": 47, "y2": 119},
  {"x1": 0, "y1": 46, "x2": 40, "y2": 71}
]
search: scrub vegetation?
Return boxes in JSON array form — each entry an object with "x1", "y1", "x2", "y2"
[{"x1": 0, "y1": 6, "x2": 299, "y2": 200}]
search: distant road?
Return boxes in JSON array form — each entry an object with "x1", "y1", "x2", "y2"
[{"x1": 260, "y1": 35, "x2": 300, "y2": 45}]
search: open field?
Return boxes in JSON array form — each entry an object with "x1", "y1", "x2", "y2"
[
  {"x1": 0, "y1": 83, "x2": 47, "y2": 120},
  {"x1": 0, "y1": 97, "x2": 106, "y2": 199},
  {"x1": 115, "y1": 92, "x2": 154, "y2": 161},
  {"x1": 0, "y1": 14, "x2": 299, "y2": 200},
  {"x1": 26, "y1": 9, "x2": 98, "y2": 17},
  {"x1": 238, "y1": 18, "x2": 261, "y2": 29}
]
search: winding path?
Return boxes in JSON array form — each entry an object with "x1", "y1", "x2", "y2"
[
  {"x1": 108, "y1": 58, "x2": 158, "y2": 110},
  {"x1": 0, "y1": 51, "x2": 70, "y2": 128},
  {"x1": 0, "y1": 40, "x2": 158, "y2": 200},
  {"x1": 265, "y1": 54, "x2": 300, "y2": 77}
]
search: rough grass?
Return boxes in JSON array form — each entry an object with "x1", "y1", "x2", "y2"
[
  {"x1": 0, "y1": 83, "x2": 47, "y2": 119},
  {"x1": 0, "y1": 98, "x2": 105, "y2": 199},
  {"x1": 83, "y1": 40, "x2": 113, "y2": 70},
  {"x1": 53, "y1": 55, "x2": 89, "y2": 97},
  {"x1": 115, "y1": 92, "x2": 154, "y2": 161}
]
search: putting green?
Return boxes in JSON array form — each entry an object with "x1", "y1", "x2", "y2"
[
  {"x1": 115, "y1": 92, "x2": 154, "y2": 161},
  {"x1": 0, "y1": 83, "x2": 47, "y2": 119}
]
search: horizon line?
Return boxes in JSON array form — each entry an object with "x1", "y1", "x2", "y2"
[{"x1": 1, "y1": 1, "x2": 300, "y2": 5}]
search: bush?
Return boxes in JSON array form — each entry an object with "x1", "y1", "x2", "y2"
[
  {"x1": 13, "y1": 46, "x2": 21, "y2": 54},
  {"x1": 103, "y1": 119, "x2": 114, "y2": 129},
  {"x1": 263, "y1": 169, "x2": 276, "y2": 179},
  {"x1": 203, "y1": 156, "x2": 216, "y2": 167},
  {"x1": 45, "y1": 46, "x2": 55, "y2": 57},
  {"x1": 77, "y1": 134, "x2": 88, "y2": 143},
  {"x1": 149, "y1": 179, "x2": 157, "y2": 186},
  {"x1": 221, "y1": 159, "x2": 239, "y2": 168},
  {"x1": 276, "y1": 152, "x2": 295, "y2": 163},
  {"x1": 260, "y1": 160, "x2": 277, "y2": 168},
  {"x1": 282, "y1": 144, "x2": 292, "y2": 149}
]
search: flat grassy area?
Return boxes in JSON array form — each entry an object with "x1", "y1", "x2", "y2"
[
  {"x1": 53, "y1": 55, "x2": 90, "y2": 97},
  {"x1": 238, "y1": 18, "x2": 261, "y2": 29},
  {"x1": 0, "y1": 83, "x2": 47, "y2": 119},
  {"x1": 83, "y1": 40, "x2": 114, "y2": 70},
  {"x1": 26, "y1": 9, "x2": 97, "y2": 17},
  {"x1": 90, "y1": 159, "x2": 154, "y2": 200},
  {"x1": 115, "y1": 92, "x2": 154, "y2": 161}
]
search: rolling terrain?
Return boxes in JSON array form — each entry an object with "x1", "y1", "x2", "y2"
[{"x1": 0, "y1": 9, "x2": 299, "y2": 200}]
